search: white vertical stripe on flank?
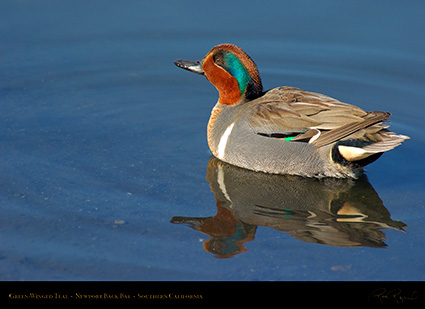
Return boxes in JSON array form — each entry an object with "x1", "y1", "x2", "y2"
[{"x1": 217, "y1": 122, "x2": 235, "y2": 160}]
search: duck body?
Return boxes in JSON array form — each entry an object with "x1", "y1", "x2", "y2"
[
  {"x1": 206, "y1": 87, "x2": 359, "y2": 178},
  {"x1": 175, "y1": 44, "x2": 409, "y2": 178}
]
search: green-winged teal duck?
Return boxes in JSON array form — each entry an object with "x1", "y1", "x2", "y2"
[{"x1": 175, "y1": 43, "x2": 409, "y2": 178}]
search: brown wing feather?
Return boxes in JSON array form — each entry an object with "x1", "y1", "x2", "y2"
[
  {"x1": 247, "y1": 86, "x2": 391, "y2": 147},
  {"x1": 311, "y1": 111, "x2": 391, "y2": 147}
]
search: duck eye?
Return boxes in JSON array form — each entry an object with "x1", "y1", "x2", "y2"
[{"x1": 213, "y1": 54, "x2": 225, "y2": 66}]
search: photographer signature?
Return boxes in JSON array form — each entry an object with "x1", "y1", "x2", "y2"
[{"x1": 369, "y1": 288, "x2": 418, "y2": 304}]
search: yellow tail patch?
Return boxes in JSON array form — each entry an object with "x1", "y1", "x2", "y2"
[{"x1": 338, "y1": 145, "x2": 373, "y2": 161}]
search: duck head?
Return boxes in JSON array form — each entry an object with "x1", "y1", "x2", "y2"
[{"x1": 175, "y1": 43, "x2": 263, "y2": 105}]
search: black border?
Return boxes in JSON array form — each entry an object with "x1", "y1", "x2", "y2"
[{"x1": 2, "y1": 281, "x2": 424, "y2": 306}]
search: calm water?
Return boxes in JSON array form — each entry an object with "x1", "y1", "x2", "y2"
[{"x1": 1, "y1": 0, "x2": 424, "y2": 281}]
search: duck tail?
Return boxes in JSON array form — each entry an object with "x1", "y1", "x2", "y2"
[{"x1": 332, "y1": 129, "x2": 410, "y2": 168}]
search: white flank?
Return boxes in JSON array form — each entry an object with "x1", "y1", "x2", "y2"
[
  {"x1": 338, "y1": 145, "x2": 371, "y2": 161},
  {"x1": 217, "y1": 123, "x2": 235, "y2": 160}
]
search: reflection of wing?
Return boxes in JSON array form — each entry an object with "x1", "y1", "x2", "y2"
[
  {"x1": 247, "y1": 86, "x2": 394, "y2": 147},
  {"x1": 252, "y1": 203, "x2": 406, "y2": 248}
]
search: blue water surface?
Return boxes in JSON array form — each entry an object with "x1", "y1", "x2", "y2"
[{"x1": 1, "y1": 0, "x2": 424, "y2": 281}]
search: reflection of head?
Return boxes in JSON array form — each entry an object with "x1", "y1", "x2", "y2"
[
  {"x1": 203, "y1": 222, "x2": 256, "y2": 259},
  {"x1": 171, "y1": 204, "x2": 256, "y2": 258}
]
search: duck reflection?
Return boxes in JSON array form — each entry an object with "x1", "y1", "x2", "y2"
[{"x1": 171, "y1": 158, "x2": 406, "y2": 258}]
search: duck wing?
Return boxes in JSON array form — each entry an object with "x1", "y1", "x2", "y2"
[{"x1": 247, "y1": 86, "x2": 390, "y2": 147}]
